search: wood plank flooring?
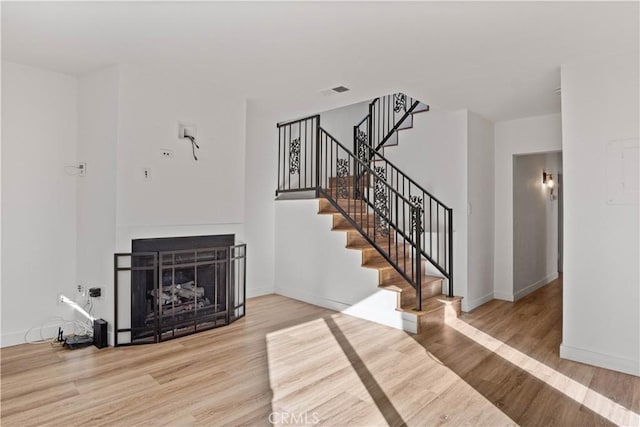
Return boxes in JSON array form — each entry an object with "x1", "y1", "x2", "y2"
[{"x1": 1, "y1": 276, "x2": 638, "y2": 426}]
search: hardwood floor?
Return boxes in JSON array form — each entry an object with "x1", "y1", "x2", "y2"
[{"x1": 1, "y1": 277, "x2": 638, "y2": 426}]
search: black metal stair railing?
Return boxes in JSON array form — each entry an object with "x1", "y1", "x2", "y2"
[
  {"x1": 276, "y1": 115, "x2": 321, "y2": 195},
  {"x1": 275, "y1": 109, "x2": 453, "y2": 310},
  {"x1": 318, "y1": 127, "x2": 430, "y2": 309},
  {"x1": 354, "y1": 140, "x2": 454, "y2": 295},
  {"x1": 354, "y1": 93, "x2": 429, "y2": 156}
]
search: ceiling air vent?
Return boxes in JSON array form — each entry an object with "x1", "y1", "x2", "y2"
[{"x1": 332, "y1": 86, "x2": 350, "y2": 93}]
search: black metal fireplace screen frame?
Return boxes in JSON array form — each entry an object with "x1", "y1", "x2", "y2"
[{"x1": 113, "y1": 244, "x2": 246, "y2": 346}]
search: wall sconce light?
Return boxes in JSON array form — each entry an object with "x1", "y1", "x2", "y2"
[{"x1": 542, "y1": 171, "x2": 556, "y2": 201}]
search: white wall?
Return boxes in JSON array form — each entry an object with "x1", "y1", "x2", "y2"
[
  {"x1": 244, "y1": 94, "x2": 377, "y2": 299},
  {"x1": 275, "y1": 199, "x2": 417, "y2": 332},
  {"x1": 467, "y1": 112, "x2": 495, "y2": 310},
  {"x1": 494, "y1": 114, "x2": 562, "y2": 300},
  {"x1": 115, "y1": 64, "x2": 246, "y2": 246},
  {"x1": 383, "y1": 109, "x2": 469, "y2": 309},
  {"x1": 75, "y1": 66, "x2": 119, "y2": 329},
  {"x1": 244, "y1": 101, "x2": 278, "y2": 297},
  {"x1": 1, "y1": 61, "x2": 79, "y2": 346},
  {"x1": 109, "y1": 65, "x2": 250, "y2": 339},
  {"x1": 513, "y1": 152, "x2": 561, "y2": 300},
  {"x1": 560, "y1": 52, "x2": 639, "y2": 376},
  {"x1": 320, "y1": 100, "x2": 370, "y2": 146}
]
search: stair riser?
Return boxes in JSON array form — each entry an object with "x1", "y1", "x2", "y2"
[
  {"x1": 347, "y1": 231, "x2": 376, "y2": 247},
  {"x1": 325, "y1": 186, "x2": 365, "y2": 199},
  {"x1": 328, "y1": 175, "x2": 371, "y2": 187},
  {"x1": 401, "y1": 280, "x2": 443, "y2": 307},
  {"x1": 333, "y1": 213, "x2": 378, "y2": 230},
  {"x1": 378, "y1": 260, "x2": 426, "y2": 284},
  {"x1": 361, "y1": 245, "x2": 411, "y2": 265},
  {"x1": 318, "y1": 198, "x2": 370, "y2": 215},
  {"x1": 417, "y1": 300, "x2": 461, "y2": 333}
]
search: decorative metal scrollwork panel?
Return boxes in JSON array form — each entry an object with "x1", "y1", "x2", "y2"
[
  {"x1": 394, "y1": 93, "x2": 407, "y2": 113},
  {"x1": 356, "y1": 135, "x2": 369, "y2": 164},
  {"x1": 336, "y1": 158, "x2": 350, "y2": 199},
  {"x1": 289, "y1": 137, "x2": 300, "y2": 175},
  {"x1": 356, "y1": 129, "x2": 368, "y2": 145},
  {"x1": 374, "y1": 166, "x2": 389, "y2": 236},
  {"x1": 410, "y1": 195, "x2": 424, "y2": 234}
]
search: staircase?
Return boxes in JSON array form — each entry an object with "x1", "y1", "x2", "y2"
[
  {"x1": 354, "y1": 93, "x2": 429, "y2": 157},
  {"x1": 276, "y1": 93, "x2": 460, "y2": 333}
]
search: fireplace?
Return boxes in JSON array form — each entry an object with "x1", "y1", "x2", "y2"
[{"x1": 114, "y1": 235, "x2": 246, "y2": 346}]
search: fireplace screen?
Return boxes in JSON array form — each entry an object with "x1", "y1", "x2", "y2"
[{"x1": 114, "y1": 243, "x2": 246, "y2": 346}]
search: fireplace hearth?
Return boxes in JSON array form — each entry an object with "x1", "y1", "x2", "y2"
[{"x1": 114, "y1": 235, "x2": 246, "y2": 346}]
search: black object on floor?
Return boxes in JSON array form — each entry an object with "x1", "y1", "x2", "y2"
[
  {"x1": 93, "y1": 319, "x2": 108, "y2": 348},
  {"x1": 64, "y1": 335, "x2": 93, "y2": 350}
]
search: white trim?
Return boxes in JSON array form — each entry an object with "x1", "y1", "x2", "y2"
[
  {"x1": 465, "y1": 292, "x2": 495, "y2": 312},
  {"x1": 514, "y1": 272, "x2": 558, "y2": 301},
  {"x1": 1, "y1": 325, "x2": 60, "y2": 348},
  {"x1": 560, "y1": 343, "x2": 640, "y2": 377},
  {"x1": 493, "y1": 291, "x2": 514, "y2": 302},
  {"x1": 276, "y1": 285, "x2": 418, "y2": 334},
  {"x1": 276, "y1": 285, "x2": 349, "y2": 312},
  {"x1": 246, "y1": 286, "x2": 275, "y2": 299}
]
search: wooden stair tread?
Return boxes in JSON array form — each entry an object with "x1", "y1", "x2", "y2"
[
  {"x1": 346, "y1": 240, "x2": 406, "y2": 250},
  {"x1": 332, "y1": 222, "x2": 388, "y2": 233},
  {"x1": 361, "y1": 254, "x2": 423, "y2": 270},
  {"x1": 347, "y1": 241, "x2": 407, "y2": 253},
  {"x1": 318, "y1": 197, "x2": 368, "y2": 212},
  {"x1": 379, "y1": 275, "x2": 443, "y2": 292},
  {"x1": 397, "y1": 295, "x2": 462, "y2": 316}
]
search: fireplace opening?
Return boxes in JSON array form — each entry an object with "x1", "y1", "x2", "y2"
[{"x1": 114, "y1": 235, "x2": 246, "y2": 346}]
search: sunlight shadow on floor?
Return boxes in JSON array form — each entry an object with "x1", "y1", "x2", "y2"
[
  {"x1": 324, "y1": 316, "x2": 406, "y2": 427},
  {"x1": 264, "y1": 311, "x2": 516, "y2": 426},
  {"x1": 447, "y1": 317, "x2": 640, "y2": 426}
]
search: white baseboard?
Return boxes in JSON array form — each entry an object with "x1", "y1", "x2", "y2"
[
  {"x1": 276, "y1": 285, "x2": 353, "y2": 312},
  {"x1": 246, "y1": 286, "x2": 275, "y2": 299},
  {"x1": 560, "y1": 343, "x2": 640, "y2": 377},
  {"x1": 276, "y1": 285, "x2": 418, "y2": 333},
  {"x1": 464, "y1": 292, "x2": 495, "y2": 312},
  {"x1": 1, "y1": 325, "x2": 60, "y2": 348},
  {"x1": 493, "y1": 291, "x2": 514, "y2": 302},
  {"x1": 514, "y1": 272, "x2": 558, "y2": 301}
]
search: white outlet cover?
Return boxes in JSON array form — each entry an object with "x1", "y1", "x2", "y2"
[{"x1": 142, "y1": 167, "x2": 152, "y2": 182}]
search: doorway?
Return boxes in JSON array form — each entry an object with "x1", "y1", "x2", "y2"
[{"x1": 512, "y1": 151, "x2": 563, "y2": 299}]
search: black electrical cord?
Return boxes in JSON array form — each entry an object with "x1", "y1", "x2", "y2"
[{"x1": 185, "y1": 135, "x2": 199, "y2": 161}]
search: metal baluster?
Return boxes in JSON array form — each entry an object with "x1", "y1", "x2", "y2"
[{"x1": 448, "y1": 208, "x2": 454, "y2": 297}]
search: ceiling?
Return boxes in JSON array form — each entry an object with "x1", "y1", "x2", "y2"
[{"x1": 2, "y1": 2, "x2": 638, "y2": 122}]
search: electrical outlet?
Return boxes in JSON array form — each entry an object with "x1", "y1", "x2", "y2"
[
  {"x1": 142, "y1": 168, "x2": 152, "y2": 182},
  {"x1": 160, "y1": 149, "x2": 174, "y2": 159},
  {"x1": 78, "y1": 162, "x2": 87, "y2": 177}
]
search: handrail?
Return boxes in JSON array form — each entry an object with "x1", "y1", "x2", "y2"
[
  {"x1": 317, "y1": 128, "x2": 426, "y2": 305},
  {"x1": 355, "y1": 93, "x2": 450, "y2": 210},
  {"x1": 320, "y1": 128, "x2": 416, "y2": 208},
  {"x1": 355, "y1": 115, "x2": 369, "y2": 127},
  {"x1": 277, "y1": 114, "x2": 320, "y2": 128},
  {"x1": 374, "y1": 100, "x2": 421, "y2": 151},
  {"x1": 359, "y1": 141, "x2": 451, "y2": 210},
  {"x1": 274, "y1": 95, "x2": 454, "y2": 308},
  {"x1": 354, "y1": 140, "x2": 453, "y2": 281}
]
